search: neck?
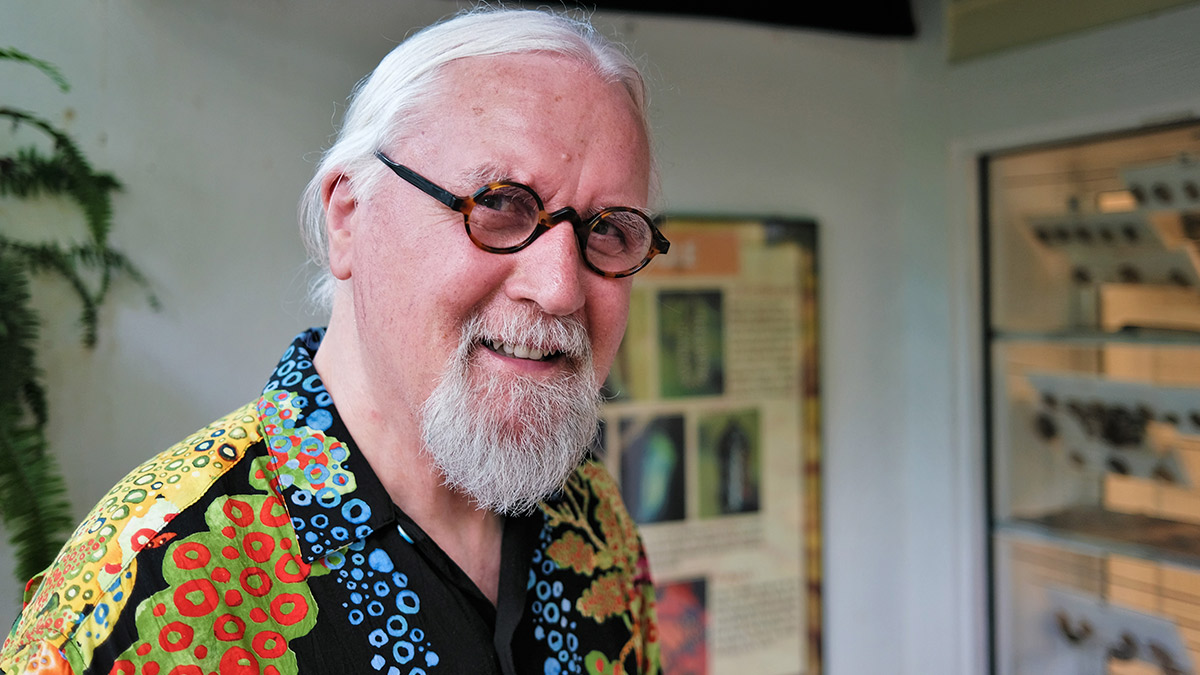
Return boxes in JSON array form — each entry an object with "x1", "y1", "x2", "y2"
[{"x1": 313, "y1": 307, "x2": 504, "y2": 604}]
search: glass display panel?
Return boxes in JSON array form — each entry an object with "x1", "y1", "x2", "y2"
[{"x1": 985, "y1": 120, "x2": 1200, "y2": 673}]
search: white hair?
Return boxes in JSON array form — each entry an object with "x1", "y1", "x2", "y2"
[{"x1": 298, "y1": 6, "x2": 653, "y2": 311}]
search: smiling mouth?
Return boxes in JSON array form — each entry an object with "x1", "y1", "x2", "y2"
[{"x1": 482, "y1": 339, "x2": 563, "y2": 362}]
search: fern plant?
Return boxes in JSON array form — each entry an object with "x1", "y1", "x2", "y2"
[{"x1": 0, "y1": 48, "x2": 157, "y2": 585}]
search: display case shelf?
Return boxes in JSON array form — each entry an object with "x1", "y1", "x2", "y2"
[
  {"x1": 992, "y1": 329, "x2": 1200, "y2": 347},
  {"x1": 999, "y1": 509, "x2": 1200, "y2": 568}
]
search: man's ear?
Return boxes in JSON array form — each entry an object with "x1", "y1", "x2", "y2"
[{"x1": 322, "y1": 171, "x2": 357, "y2": 281}]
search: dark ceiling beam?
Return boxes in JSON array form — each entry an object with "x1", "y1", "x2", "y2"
[{"x1": 573, "y1": 1, "x2": 917, "y2": 37}]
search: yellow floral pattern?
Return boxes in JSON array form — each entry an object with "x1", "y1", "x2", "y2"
[{"x1": 0, "y1": 405, "x2": 260, "y2": 673}]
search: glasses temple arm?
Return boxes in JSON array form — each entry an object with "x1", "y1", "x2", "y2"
[
  {"x1": 652, "y1": 228, "x2": 671, "y2": 254},
  {"x1": 374, "y1": 151, "x2": 464, "y2": 210}
]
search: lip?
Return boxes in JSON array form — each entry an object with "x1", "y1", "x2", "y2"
[
  {"x1": 477, "y1": 340, "x2": 566, "y2": 374},
  {"x1": 481, "y1": 338, "x2": 561, "y2": 362}
]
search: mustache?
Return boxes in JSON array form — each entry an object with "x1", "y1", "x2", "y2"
[{"x1": 458, "y1": 307, "x2": 592, "y2": 363}]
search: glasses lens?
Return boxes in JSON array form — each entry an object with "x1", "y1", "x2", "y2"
[
  {"x1": 587, "y1": 209, "x2": 653, "y2": 274},
  {"x1": 467, "y1": 184, "x2": 540, "y2": 249}
]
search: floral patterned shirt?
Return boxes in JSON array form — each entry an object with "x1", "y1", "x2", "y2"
[{"x1": 0, "y1": 328, "x2": 659, "y2": 675}]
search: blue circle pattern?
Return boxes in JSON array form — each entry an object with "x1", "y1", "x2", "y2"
[
  {"x1": 260, "y1": 330, "x2": 371, "y2": 559},
  {"x1": 529, "y1": 519, "x2": 584, "y2": 674},
  {"x1": 259, "y1": 387, "x2": 365, "y2": 557},
  {"x1": 262, "y1": 329, "x2": 334, "y2": 425},
  {"x1": 335, "y1": 540, "x2": 440, "y2": 673}
]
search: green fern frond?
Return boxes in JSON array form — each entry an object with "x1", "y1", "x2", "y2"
[
  {"x1": 0, "y1": 147, "x2": 73, "y2": 199},
  {"x1": 0, "y1": 258, "x2": 72, "y2": 581},
  {"x1": 79, "y1": 245, "x2": 160, "y2": 310},
  {"x1": 0, "y1": 108, "x2": 74, "y2": 152},
  {"x1": 0, "y1": 47, "x2": 70, "y2": 92},
  {"x1": 20, "y1": 379, "x2": 47, "y2": 430},
  {"x1": 0, "y1": 238, "x2": 98, "y2": 340},
  {"x1": 0, "y1": 259, "x2": 41, "y2": 415},
  {"x1": 0, "y1": 108, "x2": 121, "y2": 245},
  {"x1": 0, "y1": 420, "x2": 74, "y2": 582},
  {"x1": 0, "y1": 237, "x2": 155, "y2": 347}
]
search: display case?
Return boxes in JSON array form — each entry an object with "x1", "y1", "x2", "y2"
[{"x1": 985, "y1": 122, "x2": 1200, "y2": 674}]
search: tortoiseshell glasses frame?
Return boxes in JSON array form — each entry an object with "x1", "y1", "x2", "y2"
[{"x1": 374, "y1": 150, "x2": 669, "y2": 278}]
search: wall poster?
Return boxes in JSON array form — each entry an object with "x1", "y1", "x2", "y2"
[{"x1": 599, "y1": 217, "x2": 822, "y2": 675}]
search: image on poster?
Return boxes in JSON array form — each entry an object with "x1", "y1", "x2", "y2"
[
  {"x1": 657, "y1": 578, "x2": 709, "y2": 675},
  {"x1": 618, "y1": 414, "x2": 687, "y2": 524},
  {"x1": 698, "y1": 408, "x2": 761, "y2": 518},
  {"x1": 658, "y1": 289, "x2": 724, "y2": 398}
]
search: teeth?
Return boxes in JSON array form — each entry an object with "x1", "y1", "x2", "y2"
[{"x1": 487, "y1": 339, "x2": 551, "y2": 361}]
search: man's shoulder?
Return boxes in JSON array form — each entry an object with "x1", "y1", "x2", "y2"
[
  {"x1": 541, "y1": 460, "x2": 645, "y2": 567},
  {"x1": 535, "y1": 462, "x2": 660, "y2": 674},
  {"x1": 0, "y1": 402, "x2": 265, "y2": 671},
  {"x1": 562, "y1": 459, "x2": 622, "y2": 503}
]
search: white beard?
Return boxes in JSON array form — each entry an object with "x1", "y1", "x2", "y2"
[{"x1": 419, "y1": 309, "x2": 603, "y2": 515}]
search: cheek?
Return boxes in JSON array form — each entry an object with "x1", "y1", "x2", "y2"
[
  {"x1": 355, "y1": 233, "x2": 415, "y2": 324},
  {"x1": 357, "y1": 211, "x2": 478, "y2": 314},
  {"x1": 587, "y1": 280, "x2": 632, "y2": 377}
]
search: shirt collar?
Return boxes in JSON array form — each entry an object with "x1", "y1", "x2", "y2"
[{"x1": 257, "y1": 328, "x2": 398, "y2": 564}]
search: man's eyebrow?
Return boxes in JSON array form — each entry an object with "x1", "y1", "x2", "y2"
[
  {"x1": 454, "y1": 164, "x2": 652, "y2": 217},
  {"x1": 457, "y1": 163, "x2": 513, "y2": 189}
]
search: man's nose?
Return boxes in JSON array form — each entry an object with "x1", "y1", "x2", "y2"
[{"x1": 502, "y1": 221, "x2": 588, "y2": 316}]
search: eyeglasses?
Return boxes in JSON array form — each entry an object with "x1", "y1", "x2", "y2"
[{"x1": 374, "y1": 150, "x2": 669, "y2": 278}]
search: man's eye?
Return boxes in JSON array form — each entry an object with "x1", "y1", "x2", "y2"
[
  {"x1": 592, "y1": 219, "x2": 623, "y2": 240},
  {"x1": 477, "y1": 187, "x2": 534, "y2": 213},
  {"x1": 477, "y1": 194, "x2": 513, "y2": 210}
]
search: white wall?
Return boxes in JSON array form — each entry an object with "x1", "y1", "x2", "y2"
[{"x1": 7, "y1": 0, "x2": 1200, "y2": 673}]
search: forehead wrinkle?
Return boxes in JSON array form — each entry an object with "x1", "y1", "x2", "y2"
[{"x1": 438, "y1": 102, "x2": 643, "y2": 216}]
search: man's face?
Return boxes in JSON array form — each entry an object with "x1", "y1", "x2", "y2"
[{"x1": 330, "y1": 53, "x2": 651, "y2": 488}]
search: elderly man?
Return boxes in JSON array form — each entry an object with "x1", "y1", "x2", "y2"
[{"x1": 0, "y1": 8, "x2": 667, "y2": 675}]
